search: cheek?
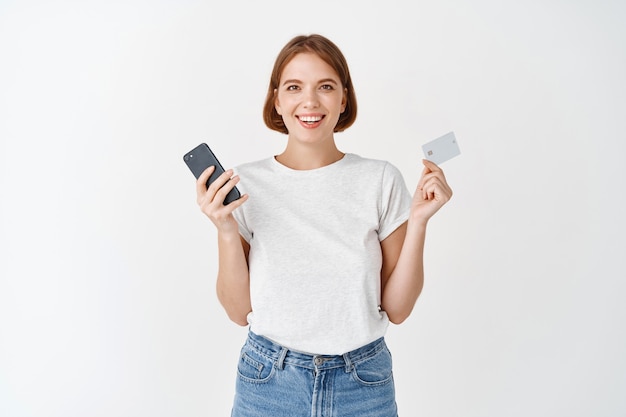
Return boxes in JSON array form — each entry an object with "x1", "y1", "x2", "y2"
[
  {"x1": 273, "y1": 90, "x2": 282, "y2": 115},
  {"x1": 274, "y1": 94, "x2": 292, "y2": 115},
  {"x1": 273, "y1": 98, "x2": 280, "y2": 115}
]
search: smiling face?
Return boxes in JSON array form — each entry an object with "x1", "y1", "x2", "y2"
[{"x1": 274, "y1": 53, "x2": 347, "y2": 146}]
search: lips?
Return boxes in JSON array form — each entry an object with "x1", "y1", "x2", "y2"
[{"x1": 297, "y1": 114, "x2": 325, "y2": 128}]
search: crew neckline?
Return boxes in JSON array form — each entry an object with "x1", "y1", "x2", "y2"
[{"x1": 270, "y1": 153, "x2": 355, "y2": 174}]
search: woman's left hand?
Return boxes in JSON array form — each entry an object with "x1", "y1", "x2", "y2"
[{"x1": 411, "y1": 159, "x2": 453, "y2": 224}]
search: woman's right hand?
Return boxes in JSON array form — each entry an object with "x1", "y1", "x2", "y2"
[{"x1": 196, "y1": 166, "x2": 248, "y2": 234}]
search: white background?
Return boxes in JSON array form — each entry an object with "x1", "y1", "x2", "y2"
[{"x1": 1, "y1": 0, "x2": 625, "y2": 416}]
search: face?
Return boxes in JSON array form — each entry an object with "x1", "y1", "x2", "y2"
[{"x1": 274, "y1": 52, "x2": 347, "y2": 145}]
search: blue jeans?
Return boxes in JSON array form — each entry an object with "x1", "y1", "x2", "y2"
[{"x1": 231, "y1": 331, "x2": 398, "y2": 417}]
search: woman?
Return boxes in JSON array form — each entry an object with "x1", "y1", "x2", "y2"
[{"x1": 196, "y1": 34, "x2": 452, "y2": 417}]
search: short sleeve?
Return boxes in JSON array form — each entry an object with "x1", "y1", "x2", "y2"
[
  {"x1": 378, "y1": 162, "x2": 412, "y2": 241},
  {"x1": 232, "y1": 205, "x2": 252, "y2": 243},
  {"x1": 231, "y1": 166, "x2": 253, "y2": 243}
]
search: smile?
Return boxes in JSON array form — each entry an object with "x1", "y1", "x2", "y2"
[{"x1": 298, "y1": 115, "x2": 324, "y2": 124}]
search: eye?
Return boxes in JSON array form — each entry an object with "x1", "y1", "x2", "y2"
[
  {"x1": 320, "y1": 84, "x2": 335, "y2": 91},
  {"x1": 286, "y1": 85, "x2": 300, "y2": 91}
]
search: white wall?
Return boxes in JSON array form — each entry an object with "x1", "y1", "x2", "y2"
[{"x1": 1, "y1": 1, "x2": 625, "y2": 416}]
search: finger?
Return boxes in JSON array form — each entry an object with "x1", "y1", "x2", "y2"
[
  {"x1": 207, "y1": 169, "x2": 237, "y2": 196},
  {"x1": 204, "y1": 190, "x2": 248, "y2": 216},
  {"x1": 422, "y1": 182, "x2": 437, "y2": 201},
  {"x1": 423, "y1": 178, "x2": 452, "y2": 202},
  {"x1": 225, "y1": 193, "x2": 249, "y2": 210},
  {"x1": 422, "y1": 181, "x2": 436, "y2": 200},
  {"x1": 419, "y1": 171, "x2": 440, "y2": 192},
  {"x1": 418, "y1": 159, "x2": 443, "y2": 189},
  {"x1": 213, "y1": 174, "x2": 241, "y2": 202},
  {"x1": 422, "y1": 159, "x2": 442, "y2": 173},
  {"x1": 419, "y1": 166, "x2": 448, "y2": 190},
  {"x1": 418, "y1": 165, "x2": 431, "y2": 190},
  {"x1": 196, "y1": 165, "x2": 216, "y2": 194}
]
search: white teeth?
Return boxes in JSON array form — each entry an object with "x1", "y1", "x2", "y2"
[{"x1": 299, "y1": 116, "x2": 322, "y2": 122}]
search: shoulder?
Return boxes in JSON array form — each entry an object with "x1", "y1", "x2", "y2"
[
  {"x1": 233, "y1": 157, "x2": 273, "y2": 175},
  {"x1": 344, "y1": 153, "x2": 404, "y2": 178}
]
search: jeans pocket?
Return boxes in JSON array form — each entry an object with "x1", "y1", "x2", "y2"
[
  {"x1": 236, "y1": 344, "x2": 276, "y2": 384},
  {"x1": 351, "y1": 345, "x2": 394, "y2": 387}
]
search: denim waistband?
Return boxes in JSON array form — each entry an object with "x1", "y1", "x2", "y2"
[{"x1": 245, "y1": 331, "x2": 387, "y2": 372}]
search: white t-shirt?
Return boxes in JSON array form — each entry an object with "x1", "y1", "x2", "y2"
[{"x1": 232, "y1": 153, "x2": 412, "y2": 354}]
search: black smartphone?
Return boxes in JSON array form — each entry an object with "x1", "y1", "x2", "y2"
[{"x1": 183, "y1": 143, "x2": 241, "y2": 205}]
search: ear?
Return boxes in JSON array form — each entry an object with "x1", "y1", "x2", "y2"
[
  {"x1": 341, "y1": 88, "x2": 348, "y2": 113},
  {"x1": 274, "y1": 88, "x2": 282, "y2": 115}
]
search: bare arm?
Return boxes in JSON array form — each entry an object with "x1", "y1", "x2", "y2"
[
  {"x1": 196, "y1": 166, "x2": 251, "y2": 325},
  {"x1": 216, "y1": 234, "x2": 251, "y2": 326},
  {"x1": 380, "y1": 160, "x2": 452, "y2": 324}
]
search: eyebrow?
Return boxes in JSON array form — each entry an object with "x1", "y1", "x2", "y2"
[{"x1": 281, "y1": 78, "x2": 340, "y2": 87}]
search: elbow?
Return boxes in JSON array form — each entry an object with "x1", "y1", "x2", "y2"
[
  {"x1": 225, "y1": 308, "x2": 250, "y2": 327},
  {"x1": 217, "y1": 302, "x2": 250, "y2": 327},
  {"x1": 387, "y1": 311, "x2": 410, "y2": 325},
  {"x1": 230, "y1": 315, "x2": 249, "y2": 327},
  {"x1": 382, "y1": 291, "x2": 421, "y2": 325},
  {"x1": 216, "y1": 283, "x2": 251, "y2": 326},
  {"x1": 384, "y1": 301, "x2": 417, "y2": 324}
]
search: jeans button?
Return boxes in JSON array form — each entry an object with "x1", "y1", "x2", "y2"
[{"x1": 314, "y1": 356, "x2": 323, "y2": 366}]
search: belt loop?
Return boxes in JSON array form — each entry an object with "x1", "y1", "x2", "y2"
[
  {"x1": 276, "y1": 347, "x2": 288, "y2": 370},
  {"x1": 343, "y1": 352, "x2": 353, "y2": 373}
]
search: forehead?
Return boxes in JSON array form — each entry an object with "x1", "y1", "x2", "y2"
[{"x1": 280, "y1": 52, "x2": 340, "y2": 82}]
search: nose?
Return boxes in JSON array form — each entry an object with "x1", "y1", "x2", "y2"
[{"x1": 303, "y1": 87, "x2": 319, "y2": 108}]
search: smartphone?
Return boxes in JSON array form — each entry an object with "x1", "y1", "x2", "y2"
[{"x1": 183, "y1": 143, "x2": 241, "y2": 205}]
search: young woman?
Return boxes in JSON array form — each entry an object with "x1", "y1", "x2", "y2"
[{"x1": 196, "y1": 34, "x2": 452, "y2": 417}]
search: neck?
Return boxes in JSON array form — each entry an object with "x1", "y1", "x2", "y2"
[{"x1": 275, "y1": 140, "x2": 344, "y2": 170}]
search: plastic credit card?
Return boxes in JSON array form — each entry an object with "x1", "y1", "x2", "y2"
[{"x1": 422, "y1": 131, "x2": 461, "y2": 165}]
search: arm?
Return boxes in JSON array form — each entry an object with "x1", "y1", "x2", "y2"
[
  {"x1": 380, "y1": 160, "x2": 453, "y2": 324},
  {"x1": 196, "y1": 166, "x2": 251, "y2": 326},
  {"x1": 216, "y1": 234, "x2": 252, "y2": 326}
]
